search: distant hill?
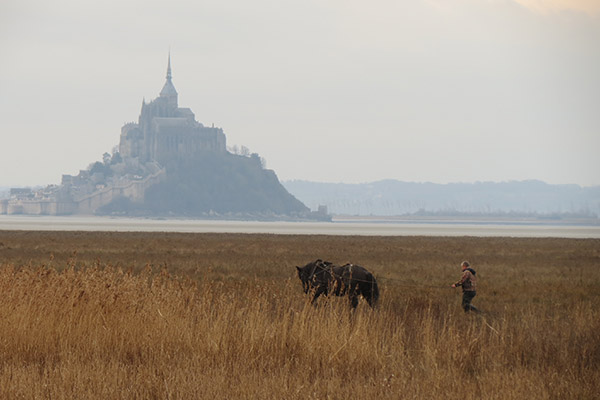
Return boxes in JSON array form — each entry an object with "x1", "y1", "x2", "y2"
[
  {"x1": 95, "y1": 56, "x2": 311, "y2": 220},
  {"x1": 98, "y1": 152, "x2": 310, "y2": 219},
  {"x1": 283, "y1": 179, "x2": 600, "y2": 218},
  {"x1": 1, "y1": 57, "x2": 315, "y2": 220}
]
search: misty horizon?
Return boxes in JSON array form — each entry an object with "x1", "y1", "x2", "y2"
[
  {"x1": 2, "y1": 177, "x2": 600, "y2": 192},
  {"x1": 3, "y1": 178, "x2": 599, "y2": 219}
]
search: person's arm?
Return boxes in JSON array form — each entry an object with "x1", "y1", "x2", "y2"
[{"x1": 451, "y1": 271, "x2": 467, "y2": 288}]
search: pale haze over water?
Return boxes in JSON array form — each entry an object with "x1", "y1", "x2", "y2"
[{"x1": 1, "y1": 216, "x2": 598, "y2": 239}]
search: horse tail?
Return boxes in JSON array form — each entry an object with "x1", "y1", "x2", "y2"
[
  {"x1": 371, "y1": 274, "x2": 379, "y2": 307},
  {"x1": 368, "y1": 272, "x2": 379, "y2": 308}
]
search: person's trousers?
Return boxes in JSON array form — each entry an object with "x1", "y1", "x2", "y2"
[{"x1": 462, "y1": 291, "x2": 478, "y2": 313}]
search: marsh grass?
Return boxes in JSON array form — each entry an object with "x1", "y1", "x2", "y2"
[{"x1": 0, "y1": 231, "x2": 598, "y2": 399}]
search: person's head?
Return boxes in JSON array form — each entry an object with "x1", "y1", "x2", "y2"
[{"x1": 461, "y1": 261, "x2": 470, "y2": 270}]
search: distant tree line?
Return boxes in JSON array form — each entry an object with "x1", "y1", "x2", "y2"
[{"x1": 283, "y1": 179, "x2": 600, "y2": 218}]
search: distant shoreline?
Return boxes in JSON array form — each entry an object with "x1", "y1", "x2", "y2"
[
  {"x1": 332, "y1": 215, "x2": 600, "y2": 227},
  {"x1": 1, "y1": 214, "x2": 599, "y2": 238}
]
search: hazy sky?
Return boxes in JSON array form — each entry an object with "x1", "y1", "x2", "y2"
[{"x1": 1, "y1": 0, "x2": 599, "y2": 187}]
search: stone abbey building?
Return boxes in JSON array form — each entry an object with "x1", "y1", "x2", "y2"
[
  {"x1": 1, "y1": 56, "x2": 313, "y2": 218},
  {"x1": 119, "y1": 55, "x2": 227, "y2": 165}
]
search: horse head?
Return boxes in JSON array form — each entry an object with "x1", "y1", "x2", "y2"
[
  {"x1": 296, "y1": 264, "x2": 312, "y2": 293},
  {"x1": 296, "y1": 259, "x2": 330, "y2": 293}
]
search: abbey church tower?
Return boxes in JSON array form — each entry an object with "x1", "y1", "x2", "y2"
[
  {"x1": 119, "y1": 55, "x2": 226, "y2": 166},
  {"x1": 157, "y1": 53, "x2": 178, "y2": 115}
]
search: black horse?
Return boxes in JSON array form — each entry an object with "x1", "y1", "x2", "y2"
[{"x1": 296, "y1": 259, "x2": 379, "y2": 308}]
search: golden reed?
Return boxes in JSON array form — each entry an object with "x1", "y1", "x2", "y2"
[{"x1": 0, "y1": 231, "x2": 598, "y2": 399}]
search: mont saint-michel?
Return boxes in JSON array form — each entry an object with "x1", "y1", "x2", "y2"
[{"x1": 1, "y1": 57, "x2": 322, "y2": 220}]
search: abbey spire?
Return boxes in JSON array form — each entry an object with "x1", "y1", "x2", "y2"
[
  {"x1": 166, "y1": 52, "x2": 172, "y2": 81},
  {"x1": 159, "y1": 52, "x2": 178, "y2": 109}
]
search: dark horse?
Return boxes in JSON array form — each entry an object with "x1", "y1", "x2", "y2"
[{"x1": 296, "y1": 259, "x2": 379, "y2": 308}]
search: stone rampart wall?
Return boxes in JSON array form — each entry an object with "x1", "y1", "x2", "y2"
[
  {"x1": 1, "y1": 200, "x2": 77, "y2": 215},
  {"x1": 0, "y1": 170, "x2": 165, "y2": 216},
  {"x1": 75, "y1": 170, "x2": 165, "y2": 215}
]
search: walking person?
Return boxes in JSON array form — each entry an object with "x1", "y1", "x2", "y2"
[{"x1": 451, "y1": 261, "x2": 480, "y2": 313}]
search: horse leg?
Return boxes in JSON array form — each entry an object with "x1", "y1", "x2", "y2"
[
  {"x1": 365, "y1": 292, "x2": 374, "y2": 308},
  {"x1": 349, "y1": 295, "x2": 359, "y2": 308},
  {"x1": 332, "y1": 279, "x2": 342, "y2": 296},
  {"x1": 348, "y1": 282, "x2": 360, "y2": 308},
  {"x1": 312, "y1": 286, "x2": 327, "y2": 304}
]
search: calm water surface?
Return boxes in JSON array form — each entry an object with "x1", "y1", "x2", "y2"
[{"x1": 1, "y1": 215, "x2": 599, "y2": 238}]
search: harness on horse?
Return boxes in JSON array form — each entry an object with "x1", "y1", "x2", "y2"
[
  {"x1": 307, "y1": 260, "x2": 332, "y2": 286},
  {"x1": 297, "y1": 259, "x2": 379, "y2": 309}
]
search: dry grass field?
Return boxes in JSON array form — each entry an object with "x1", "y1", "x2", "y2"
[{"x1": 0, "y1": 230, "x2": 599, "y2": 399}]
